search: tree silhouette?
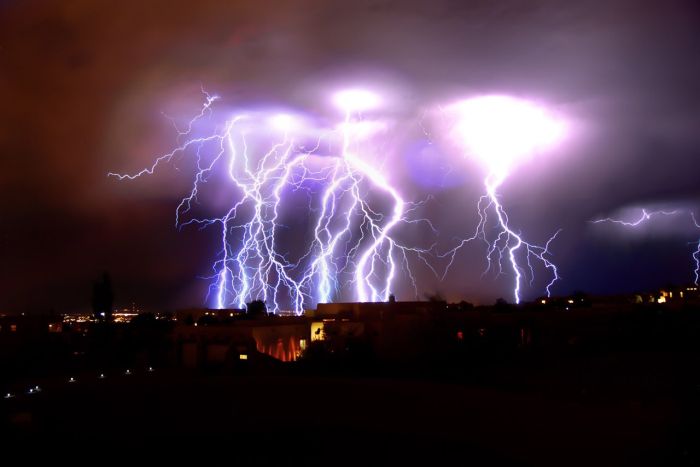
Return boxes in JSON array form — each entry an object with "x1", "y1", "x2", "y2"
[
  {"x1": 424, "y1": 290, "x2": 445, "y2": 302},
  {"x1": 91, "y1": 272, "x2": 114, "y2": 321},
  {"x1": 457, "y1": 300, "x2": 473, "y2": 310},
  {"x1": 246, "y1": 299, "x2": 267, "y2": 317}
]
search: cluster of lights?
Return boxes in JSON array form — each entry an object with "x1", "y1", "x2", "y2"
[
  {"x1": 3, "y1": 366, "x2": 155, "y2": 403},
  {"x1": 113, "y1": 312, "x2": 138, "y2": 323},
  {"x1": 59, "y1": 311, "x2": 171, "y2": 325},
  {"x1": 655, "y1": 286, "x2": 700, "y2": 304},
  {"x1": 62, "y1": 313, "x2": 93, "y2": 324}
]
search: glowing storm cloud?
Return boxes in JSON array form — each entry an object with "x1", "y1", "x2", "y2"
[
  {"x1": 442, "y1": 95, "x2": 566, "y2": 304},
  {"x1": 449, "y1": 95, "x2": 565, "y2": 182},
  {"x1": 109, "y1": 89, "x2": 433, "y2": 313},
  {"x1": 332, "y1": 89, "x2": 382, "y2": 113}
]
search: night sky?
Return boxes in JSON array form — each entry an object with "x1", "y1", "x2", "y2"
[{"x1": 2, "y1": 0, "x2": 700, "y2": 313}]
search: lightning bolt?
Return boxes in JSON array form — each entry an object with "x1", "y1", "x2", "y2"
[
  {"x1": 434, "y1": 96, "x2": 564, "y2": 305},
  {"x1": 593, "y1": 208, "x2": 700, "y2": 286},
  {"x1": 109, "y1": 90, "x2": 434, "y2": 313},
  {"x1": 693, "y1": 212, "x2": 700, "y2": 286},
  {"x1": 441, "y1": 170, "x2": 561, "y2": 304},
  {"x1": 300, "y1": 102, "x2": 436, "y2": 304},
  {"x1": 591, "y1": 208, "x2": 682, "y2": 227}
]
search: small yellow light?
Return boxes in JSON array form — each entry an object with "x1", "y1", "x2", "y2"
[
  {"x1": 540, "y1": 299, "x2": 546, "y2": 304},
  {"x1": 239, "y1": 354, "x2": 248, "y2": 360}
]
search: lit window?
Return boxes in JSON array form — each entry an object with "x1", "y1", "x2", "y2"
[
  {"x1": 10, "y1": 324, "x2": 17, "y2": 332},
  {"x1": 239, "y1": 354, "x2": 248, "y2": 360},
  {"x1": 311, "y1": 322, "x2": 325, "y2": 341}
]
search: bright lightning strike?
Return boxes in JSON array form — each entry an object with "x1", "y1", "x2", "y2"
[
  {"x1": 109, "y1": 89, "x2": 434, "y2": 313},
  {"x1": 301, "y1": 89, "x2": 436, "y2": 304},
  {"x1": 693, "y1": 213, "x2": 700, "y2": 286},
  {"x1": 441, "y1": 95, "x2": 566, "y2": 304},
  {"x1": 592, "y1": 208, "x2": 700, "y2": 286}
]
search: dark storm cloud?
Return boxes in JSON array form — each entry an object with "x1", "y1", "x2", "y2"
[{"x1": 2, "y1": 0, "x2": 700, "y2": 311}]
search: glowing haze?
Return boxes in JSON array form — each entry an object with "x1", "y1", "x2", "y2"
[
  {"x1": 332, "y1": 89, "x2": 382, "y2": 113},
  {"x1": 449, "y1": 95, "x2": 565, "y2": 182}
]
